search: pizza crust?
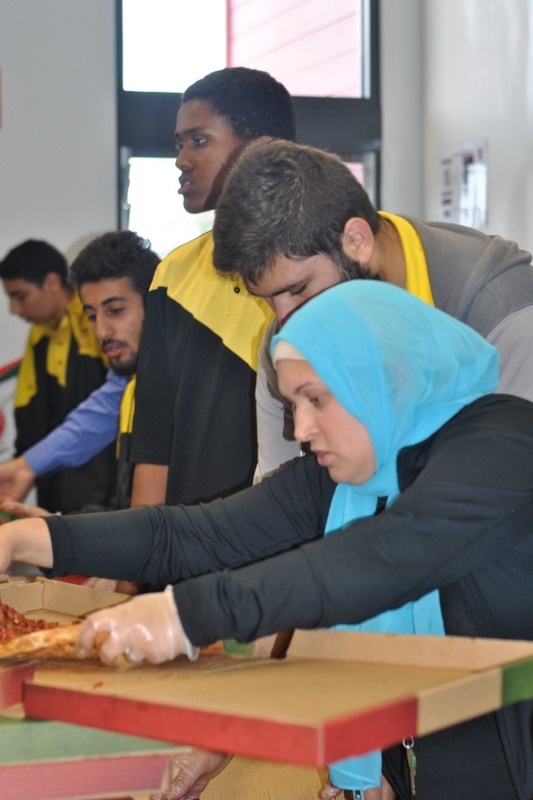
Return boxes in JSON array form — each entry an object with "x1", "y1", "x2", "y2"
[
  {"x1": 0, "y1": 621, "x2": 225, "y2": 661},
  {"x1": 0, "y1": 592, "x2": 226, "y2": 662},
  {"x1": 0, "y1": 623, "x2": 91, "y2": 660}
]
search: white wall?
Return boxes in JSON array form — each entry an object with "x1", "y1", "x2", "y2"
[
  {"x1": 381, "y1": 0, "x2": 533, "y2": 254},
  {"x1": 423, "y1": 0, "x2": 533, "y2": 252},
  {"x1": 380, "y1": 0, "x2": 424, "y2": 218},
  {"x1": 0, "y1": 0, "x2": 117, "y2": 367}
]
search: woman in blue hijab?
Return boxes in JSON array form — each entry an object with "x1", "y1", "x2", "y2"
[
  {"x1": 2, "y1": 281, "x2": 533, "y2": 800},
  {"x1": 271, "y1": 281, "x2": 498, "y2": 797}
]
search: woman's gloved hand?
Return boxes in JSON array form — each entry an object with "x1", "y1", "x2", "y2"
[{"x1": 76, "y1": 585, "x2": 199, "y2": 665}]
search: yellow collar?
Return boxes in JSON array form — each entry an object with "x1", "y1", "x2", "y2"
[{"x1": 378, "y1": 212, "x2": 435, "y2": 307}]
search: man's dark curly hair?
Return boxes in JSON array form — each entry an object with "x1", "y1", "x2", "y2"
[
  {"x1": 70, "y1": 230, "x2": 159, "y2": 301},
  {"x1": 182, "y1": 67, "x2": 296, "y2": 142}
]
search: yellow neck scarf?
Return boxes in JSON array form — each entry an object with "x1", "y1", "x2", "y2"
[
  {"x1": 378, "y1": 211, "x2": 435, "y2": 307},
  {"x1": 15, "y1": 293, "x2": 106, "y2": 408}
]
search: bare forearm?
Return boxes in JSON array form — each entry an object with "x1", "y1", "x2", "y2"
[{"x1": 0, "y1": 517, "x2": 53, "y2": 570}]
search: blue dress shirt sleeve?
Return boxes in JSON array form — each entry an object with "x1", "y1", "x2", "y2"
[{"x1": 24, "y1": 371, "x2": 126, "y2": 476}]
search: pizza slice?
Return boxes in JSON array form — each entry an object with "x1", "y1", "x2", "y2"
[
  {"x1": 0, "y1": 623, "x2": 88, "y2": 659},
  {"x1": 0, "y1": 598, "x2": 226, "y2": 661},
  {"x1": 0, "y1": 598, "x2": 91, "y2": 660}
]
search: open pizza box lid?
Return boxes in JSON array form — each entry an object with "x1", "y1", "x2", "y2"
[{"x1": 17, "y1": 628, "x2": 533, "y2": 769}]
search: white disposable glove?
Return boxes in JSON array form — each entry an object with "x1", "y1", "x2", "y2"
[{"x1": 76, "y1": 585, "x2": 199, "y2": 665}]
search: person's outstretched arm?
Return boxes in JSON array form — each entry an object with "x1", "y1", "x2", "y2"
[
  {"x1": 0, "y1": 371, "x2": 127, "y2": 503},
  {"x1": 23, "y1": 371, "x2": 126, "y2": 479},
  {"x1": 0, "y1": 517, "x2": 53, "y2": 571}
]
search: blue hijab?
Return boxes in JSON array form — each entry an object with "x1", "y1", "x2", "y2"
[
  {"x1": 272, "y1": 281, "x2": 499, "y2": 508},
  {"x1": 271, "y1": 281, "x2": 499, "y2": 791}
]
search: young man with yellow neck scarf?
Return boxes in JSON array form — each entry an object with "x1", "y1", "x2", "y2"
[
  {"x1": 0, "y1": 231, "x2": 159, "y2": 518},
  {"x1": 212, "y1": 138, "x2": 533, "y2": 480},
  {"x1": 0, "y1": 239, "x2": 115, "y2": 513}
]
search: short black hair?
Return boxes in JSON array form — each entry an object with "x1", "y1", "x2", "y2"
[
  {"x1": 0, "y1": 240, "x2": 68, "y2": 286},
  {"x1": 69, "y1": 230, "x2": 159, "y2": 301},
  {"x1": 213, "y1": 139, "x2": 381, "y2": 284},
  {"x1": 182, "y1": 67, "x2": 296, "y2": 142}
]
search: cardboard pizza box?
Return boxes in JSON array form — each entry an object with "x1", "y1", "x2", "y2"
[
  {"x1": 21, "y1": 629, "x2": 533, "y2": 768},
  {"x1": 0, "y1": 577, "x2": 127, "y2": 623},
  {"x1": 0, "y1": 578, "x2": 127, "y2": 711},
  {"x1": 0, "y1": 715, "x2": 179, "y2": 800}
]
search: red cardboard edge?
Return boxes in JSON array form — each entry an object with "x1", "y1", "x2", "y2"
[
  {"x1": 0, "y1": 662, "x2": 36, "y2": 710},
  {"x1": 24, "y1": 681, "x2": 417, "y2": 767},
  {"x1": 0, "y1": 753, "x2": 169, "y2": 800},
  {"x1": 321, "y1": 698, "x2": 418, "y2": 763}
]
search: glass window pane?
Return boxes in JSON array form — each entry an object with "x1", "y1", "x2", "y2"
[
  {"x1": 228, "y1": 0, "x2": 368, "y2": 98},
  {"x1": 124, "y1": 156, "x2": 214, "y2": 258},
  {"x1": 122, "y1": 0, "x2": 227, "y2": 93},
  {"x1": 121, "y1": 0, "x2": 370, "y2": 99}
]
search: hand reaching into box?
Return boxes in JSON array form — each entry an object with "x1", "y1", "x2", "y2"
[{"x1": 76, "y1": 585, "x2": 199, "y2": 665}]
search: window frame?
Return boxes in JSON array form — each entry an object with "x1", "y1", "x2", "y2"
[{"x1": 115, "y1": 0, "x2": 381, "y2": 220}]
